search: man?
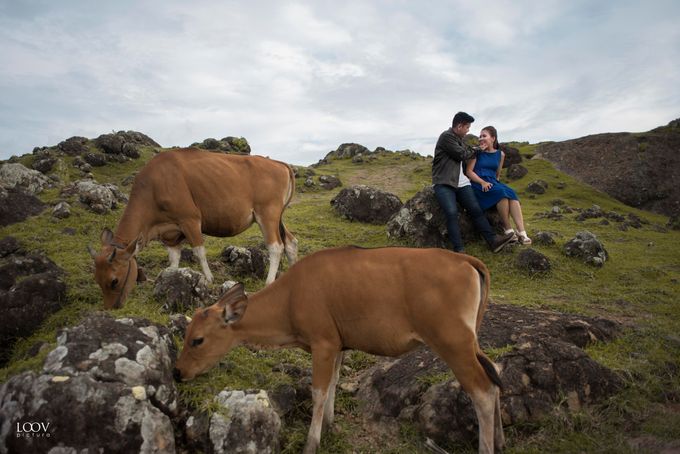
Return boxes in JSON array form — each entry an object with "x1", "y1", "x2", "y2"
[{"x1": 432, "y1": 111, "x2": 514, "y2": 253}]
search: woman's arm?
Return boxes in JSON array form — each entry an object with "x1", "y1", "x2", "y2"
[
  {"x1": 497, "y1": 151, "x2": 506, "y2": 180},
  {"x1": 466, "y1": 158, "x2": 493, "y2": 192}
]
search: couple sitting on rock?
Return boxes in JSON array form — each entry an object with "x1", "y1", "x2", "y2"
[{"x1": 432, "y1": 111, "x2": 531, "y2": 253}]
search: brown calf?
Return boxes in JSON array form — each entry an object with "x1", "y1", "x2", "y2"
[
  {"x1": 175, "y1": 247, "x2": 504, "y2": 453},
  {"x1": 89, "y1": 148, "x2": 298, "y2": 309}
]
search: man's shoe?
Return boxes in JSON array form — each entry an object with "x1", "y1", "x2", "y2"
[{"x1": 490, "y1": 232, "x2": 515, "y2": 253}]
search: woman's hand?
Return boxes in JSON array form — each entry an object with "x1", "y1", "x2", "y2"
[{"x1": 481, "y1": 181, "x2": 493, "y2": 192}]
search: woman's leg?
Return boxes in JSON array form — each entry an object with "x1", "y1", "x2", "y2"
[
  {"x1": 509, "y1": 200, "x2": 526, "y2": 232},
  {"x1": 496, "y1": 198, "x2": 512, "y2": 231}
]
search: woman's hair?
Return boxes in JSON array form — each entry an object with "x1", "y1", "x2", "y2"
[{"x1": 482, "y1": 126, "x2": 499, "y2": 149}]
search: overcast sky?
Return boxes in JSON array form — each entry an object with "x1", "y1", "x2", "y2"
[{"x1": 1, "y1": 1, "x2": 679, "y2": 165}]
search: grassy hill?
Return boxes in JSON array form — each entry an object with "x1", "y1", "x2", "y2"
[{"x1": 1, "y1": 144, "x2": 679, "y2": 453}]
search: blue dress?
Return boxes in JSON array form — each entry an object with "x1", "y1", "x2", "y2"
[{"x1": 470, "y1": 150, "x2": 519, "y2": 211}]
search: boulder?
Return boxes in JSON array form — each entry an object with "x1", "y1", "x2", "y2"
[
  {"x1": 515, "y1": 248, "x2": 551, "y2": 275},
  {"x1": 83, "y1": 152, "x2": 108, "y2": 167},
  {"x1": 506, "y1": 164, "x2": 528, "y2": 180},
  {"x1": 209, "y1": 390, "x2": 281, "y2": 454},
  {"x1": 95, "y1": 131, "x2": 157, "y2": 158},
  {"x1": 0, "y1": 313, "x2": 178, "y2": 453},
  {"x1": 0, "y1": 187, "x2": 46, "y2": 226},
  {"x1": 356, "y1": 304, "x2": 622, "y2": 446},
  {"x1": 32, "y1": 156, "x2": 58, "y2": 174},
  {"x1": 386, "y1": 186, "x2": 504, "y2": 248},
  {"x1": 52, "y1": 201, "x2": 71, "y2": 219},
  {"x1": 533, "y1": 231, "x2": 557, "y2": 246},
  {"x1": 153, "y1": 267, "x2": 210, "y2": 313},
  {"x1": 57, "y1": 136, "x2": 89, "y2": 156},
  {"x1": 304, "y1": 177, "x2": 315, "y2": 188},
  {"x1": 318, "y1": 175, "x2": 342, "y2": 190},
  {"x1": 0, "y1": 163, "x2": 52, "y2": 194},
  {"x1": 499, "y1": 144, "x2": 522, "y2": 167},
  {"x1": 330, "y1": 185, "x2": 403, "y2": 224},
  {"x1": 526, "y1": 180, "x2": 548, "y2": 194},
  {"x1": 0, "y1": 236, "x2": 21, "y2": 258},
  {"x1": 564, "y1": 231, "x2": 609, "y2": 267},
  {"x1": 220, "y1": 246, "x2": 267, "y2": 280}
]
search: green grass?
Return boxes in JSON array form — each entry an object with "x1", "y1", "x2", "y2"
[{"x1": 1, "y1": 147, "x2": 679, "y2": 452}]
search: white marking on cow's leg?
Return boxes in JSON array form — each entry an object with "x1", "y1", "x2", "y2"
[
  {"x1": 304, "y1": 387, "x2": 328, "y2": 454},
  {"x1": 284, "y1": 230, "x2": 298, "y2": 265},
  {"x1": 265, "y1": 242, "x2": 284, "y2": 285},
  {"x1": 471, "y1": 386, "x2": 497, "y2": 454},
  {"x1": 193, "y1": 245, "x2": 213, "y2": 284},
  {"x1": 167, "y1": 245, "x2": 181, "y2": 268},
  {"x1": 323, "y1": 352, "x2": 343, "y2": 426}
]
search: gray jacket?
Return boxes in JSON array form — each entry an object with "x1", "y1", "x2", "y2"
[{"x1": 432, "y1": 128, "x2": 477, "y2": 188}]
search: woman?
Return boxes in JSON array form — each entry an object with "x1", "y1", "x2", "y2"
[{"x1": 466, "y1": 126, "x2": 532, "y2": 244}]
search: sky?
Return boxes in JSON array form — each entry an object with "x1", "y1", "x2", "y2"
[{"x1": 1, "y1": 1, "x2": 679, "y2": 165}]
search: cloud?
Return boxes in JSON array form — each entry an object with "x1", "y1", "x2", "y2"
[{"x1": 0, "y1": 0, "x2": 678, "y2": 163}]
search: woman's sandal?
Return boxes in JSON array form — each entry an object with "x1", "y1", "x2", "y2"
[
  {"x1": 504, "y1": 229, "x2": 519, "y2": 243},
  {"x1": 517, "y1": 231, "x2": 532, "y2": 245}
]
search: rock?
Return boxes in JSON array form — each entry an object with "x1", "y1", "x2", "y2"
[
  {"x1": 32, "y1": 156, "x2": 58, "y2": 174},
  {"x1": 330, "y1": 185, "x2": 403, "y2": 224},
  {"x1": 515, "y1": 248, "x2": 551, "y2": 275},
  {"x1": 356, "y1": 304, "x2": 622, "y2": 447},
  {"x1": 83, "y1": 152, "x2": 108, "y2": 167},
  {"x1": 209, "y1": 389, "x2": 281, "y2": 454},
  {"x1": 506, "y1": 164, "x2": 528, "y2": 180},
  {"x1": 0, "y1": 187, "x2": 46, "y2": 226},
  {"x1": 220, "y1": 246, "x2": 267, "y2": 280},
  {"x1": 0, "y1": 372, "x2": 175, "y2": 454},
  {"x1": 52, "y1": 201, "x2": 71, "y2": 219},
  {"x1": 0, "y1": 163, "x2": 52, "y2": 194},
  {"x1": 575, "y1": 204, "x2": 604, "y2": 221},
  {"x1": 304, "y1": 177, "x2": 315, "y2": 188},
  {"x1": 533, "y1": 231, "x2": 556, "y2": 246},
  {"x1": 153, "y1": 267, "x2": 210, "y2": 313},
  {"x1": 95, "y1": 131, "x2": 157, "y2": 158},
  {"x1": 526, "y1": 180, "x2": 548, "y2": 194},
  {"x1": 168, "y1": 314, "x2": 191, "y2": 338},
  {"x1": 386, "y1": 186, "x2": 504, "y2": 248},
  {"x1": 57, "y1": 136, "x2": 89, "y2": 155},
  {"x1": 564, "y1": 231, "x2": 609, "y2": 267},
  {"x1": 352, "y1": 154, "x2": 364, "y2": 163},
  {"x1": 499, "y1": 144, "x2": 522, "y2": 167},
  {"x1": 324, "y1": 143, "x2": 370, "y2": 160},
  {"x1": 196, "y1": 136, "x2": 251, "y2": 155},
  {"x1": 318, "y1": 175, "x2": 342, "y2": 190},
  {"x1": 0, "y1": 236, "x2": 21, "y2": 258},
  {"x1": 61, "y1": 180, "x2": 127, "y2": 214}
]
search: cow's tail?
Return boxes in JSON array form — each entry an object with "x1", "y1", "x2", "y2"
[
  {"x1": 466, "y1": 256, "x2": 503, "y2": 389},
  {"x1": 278, "y1": 162, "x2": 296, "y2": 248}
]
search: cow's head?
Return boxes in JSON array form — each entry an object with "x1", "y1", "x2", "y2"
[
  {"x1": 89, "y1": 228, "x2": 146, "y2": 309},
  {"x1": 174, "y1": 283, "x2": 248, "y2": 381}
]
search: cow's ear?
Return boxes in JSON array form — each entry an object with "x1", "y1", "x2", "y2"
[
  {"x1": 124, "y1": 234, "x2": 143, "y2": 257},
  {"x1": 218, "y1": 283, "x2": 248, "y2": 324},
  {"x1": 87, "y1": 245, "x2": 98, "y2": 259},
  {"x1": 101, "y1": 228, "x2": 114, "y2": 245}
]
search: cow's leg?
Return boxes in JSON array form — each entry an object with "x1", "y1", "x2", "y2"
[
  {"x1": 428, "y1": 334, "x2": 498, "y2": 454},
  {"x1": 494, "y1": 387, "x2": 505, "y2": 451},
  {"x1": 166, "y1": 245, "x2": 181, "y2": 268},
  {"x1": 323, "y1": 351, "x2": 343, "y2": 427},
  {"x1": 180, "y1": 219, "x2": 213, "y2": 284},
  {"x1": 282, "y1": 223, "x2": 298, "y2": 265},
  {"x1": 255, "y1": 210, "x2": 285, "y2": 285},
  {"x1": 304, "y1": 346, "x2": 338, "y2": 454}
]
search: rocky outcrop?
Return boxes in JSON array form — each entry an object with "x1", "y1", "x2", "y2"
[
  {"x1": 192, "y1": 137, "x2": 251, "y2": 155},
  {"x1": 506, "y1": 164, "x2": 528, "y2": 180},
  {"x1": 386, "y1": 186, "x2": 504, "y2": 248},
  {"x1": 94, "y1": 131, "x2": 159, "y2": 159},
  {"x1": 331, "y1": 185, "x2": 403, "y2": 224},
  {"x1": 324, "y1": 143, "x2": 370, "y2": 160},
  {"x1": 57, "y1": 136, "x2": 89, "y2": 155},
  {"x1": 536, "y1": 120, "x2": 680, "y2": 216},
  {"x1": 499, "y1": 144, "x2": 522, "y2": 167},
  {"x1": 60, "y1": 180, "x2": 128, "y2": 214},
  {"x1": 356, "y1": 304, "x2": 622, "y2": 447},
  {"x1": 515, "y1": 248, "x2": 551, "y2": 275},
  {"x1": 319, "y1": 175, "x2": 342, "y2": 190},
  {"x1": 0, "y1": 313, "x2": 177, "y2": 454}
]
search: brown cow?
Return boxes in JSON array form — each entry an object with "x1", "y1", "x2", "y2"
[
  {"x1": 174, "y1": 247, "x2": 504, "y2": 454},
  {"x1": 89, "y1": 148, "x2": 298, "y2": 309}
]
